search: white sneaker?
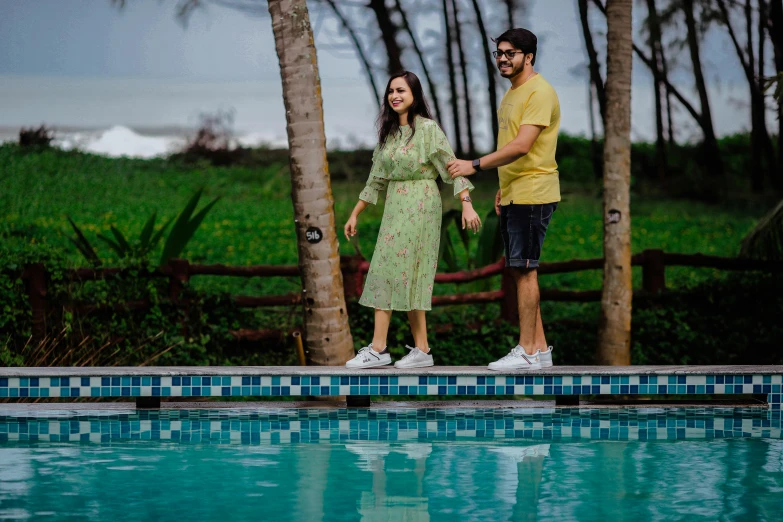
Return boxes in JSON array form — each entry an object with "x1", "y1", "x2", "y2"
[
  {"x1": 345, "y1": 343, "x2": 392, "y2": 369},
  {"x1": 488, "y1": 345, "x2": 541, "y2": 371},
  {"x1": 394, "y1": 345, "x2": 434, "y2": 368},
  {"x1": 538, "y1": 346, "x2": 554, "y2": 368}
]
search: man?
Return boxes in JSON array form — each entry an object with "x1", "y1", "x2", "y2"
[{"x1": 447, "y1": 28, "x2": 560, "y2": 371}]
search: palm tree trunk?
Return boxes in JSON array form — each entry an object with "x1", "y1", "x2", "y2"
[
  {"x1": 645, "y1": 0, "x2": 668, "y2": 187},
  {"x1": 369, "y1": 0, "x2": 404, "y2": 74},
  {"x1": 470, "y1": 0, "x2": 499, "y2": 147},
  {"x1": 683, "y1": 0, "x2": 725, "y2": 193},
  {"x1": 451, "y1": 0, "x2": 476, "y2": 156},
  {"x1": 442, "y1": 0, "x2": 464, "y2": 156},
  {"x1": 597, "y1": 0, "x2": 633, "y2": 366},
  {"x1": 267, "y1": 0, "x2": 354, "y2": 366}
]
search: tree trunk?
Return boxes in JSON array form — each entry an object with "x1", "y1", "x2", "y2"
[
  {"x1": 369, "y1": 0, "x2": 404, "y2": 75},
  {"x1": 588, "y1": 78, "x2": 603, "y2": 180},
  {"x1": 660, "y1": 36, "x2": 676, "y2": 147},
  {"x1": 579, "y1": 0, "x2": 607, "y2": 127},
  {"x1": 645, "y1": 0, "x2": 668, "y2": 187},
  {"x1": 471, "y1": 0, "x2": 499, "y2": 147},
  {"x1": 716, "y1": 0, "x2": 775, "y2": 192},
  {"x1": 683, "y1": 0, "x2": 725, "y2": 192},
  {"x1": 597, "y1": 0, "x2": 633, "y2": 366},
  {"x1": 442, "y1": 0, "x2": 464, "y2": 156},
  {"x1": 451, "y1": 0, "x2": 476, "y2": 156},
  {"x1": 267, "y1": 0, "x2": 354, "y2": 366},
  {"x1": 759, "y1": 0, "x2": 779, "y2": 188},
  {"x1": 505, "y1": 0, "x2": 516, "y2": 27},
  {"x1": 323, "y1": 0, "x2": 381, "y2": 102},
  {"x1": 394, "y1": 0, "x2": 444, "y2": 121},
  {"x1": 770, "y1": 0, "x2": 783, "y2": 188}
]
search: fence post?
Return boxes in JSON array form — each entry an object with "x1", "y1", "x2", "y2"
[
  {"x1": 500, "y1": 267, "x2": 519, "y2": 324},
  {"x1": 168, "y1": 259, "x2": 191, "y2": 338},
  {"x1": 642, "y1": 249, "x2": 666, "y2": 295},
  {"x1": 23, "y1": 263, "x2": 47, "y2": 345}
]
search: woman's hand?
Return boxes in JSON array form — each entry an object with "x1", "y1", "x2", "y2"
[
  {"x1": 495, "y1": 189, "x2": 502, "y2": 216},
  {"x1": 462, "y1": 205, "x2": 482, "y2": 234},
  {"x1": 344, "y1": 214, "x2": 358, "y2": 240}
]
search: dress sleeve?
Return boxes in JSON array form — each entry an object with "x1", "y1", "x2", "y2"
[
  {"x1": 359, "y1": 145, "x2": 389, "y2": 205},
  {"x1": 427, "y1": 122, "x2": 474, "y2": 198}
]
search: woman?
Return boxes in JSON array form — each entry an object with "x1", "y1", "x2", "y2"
[{"x1": 344, "y1": 71, "x2": 481, "y2": 369}]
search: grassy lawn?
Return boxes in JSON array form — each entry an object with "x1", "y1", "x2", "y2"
[{"x1": 1, "y1": 144, "x2": 762, "y2": 303}]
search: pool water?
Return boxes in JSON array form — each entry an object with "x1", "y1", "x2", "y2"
[{"x1": 0, "y1": 407, "x2": 781, "y2": 521}]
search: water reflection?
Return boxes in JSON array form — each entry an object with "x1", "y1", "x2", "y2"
[{"x1": 0, "y1": 408, "x2": 782, "y2": 520}]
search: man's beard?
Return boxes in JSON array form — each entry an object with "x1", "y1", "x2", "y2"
[{"x1": 498, "y1": 62, "x2": 522, "y2": 78}]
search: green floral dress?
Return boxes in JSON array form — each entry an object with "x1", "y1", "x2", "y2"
[{"x1": 358, "y1": 117, "x2": 474, "y2": 311}]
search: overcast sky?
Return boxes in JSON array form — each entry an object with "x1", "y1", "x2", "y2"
[{"x1": 0, "y1": 0, "x2": 771, "y2": 146}]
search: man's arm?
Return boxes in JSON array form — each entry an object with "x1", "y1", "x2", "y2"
[{"x1": 446, "y1": 124, "x2": 544, "y2": 177}]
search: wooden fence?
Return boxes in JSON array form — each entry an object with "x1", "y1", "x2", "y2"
[{"x1": 20, "y1": 249, "x2": 782, "y2": 343}]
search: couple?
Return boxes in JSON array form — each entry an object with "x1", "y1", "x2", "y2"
[{"x1": 344, "y1": 28, "x2": 560, "y2": 372}]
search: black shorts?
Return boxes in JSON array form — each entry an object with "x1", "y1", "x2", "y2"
[{"x1": 500, "y1": 203, "x2": 558, "y2": 269}]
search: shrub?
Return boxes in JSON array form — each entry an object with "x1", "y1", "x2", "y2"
[{"x1": 18, "y1": 125, "x2": 54, "y2": 148}]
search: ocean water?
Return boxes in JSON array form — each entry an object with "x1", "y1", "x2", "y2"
[{"x1": 0, "y1": 407, "x2": 781, "y2": 521}]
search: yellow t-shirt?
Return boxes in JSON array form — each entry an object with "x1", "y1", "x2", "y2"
[{"x1": 497, "y1": 74, "x2": 561, "y2": 205}]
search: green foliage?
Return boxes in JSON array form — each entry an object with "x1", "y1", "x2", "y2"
[
  {"x1": 438, "y1": 208, "x2": 503, "y2": 272},
  {"x1": 65, "y1": 189, "x2": 218, "y2": 266},
  {"x1": 740, "y1": 199, "x2": 783, "y2": 261},
  {"x1": 159, "y1": 188, "x2": 221, "y2": 265}
]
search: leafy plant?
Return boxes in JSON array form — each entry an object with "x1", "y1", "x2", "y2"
[
  {"x1": 438, "y1": 208, "x2": 504, "y2": 272},
  {"x1": 66, "y1": 189, "x2": 219, "y2": 266},
  {"x1": 739, "y1": 199, "x2": 783, "y2": 261}
]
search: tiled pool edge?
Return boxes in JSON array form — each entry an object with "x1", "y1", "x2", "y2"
[
  {"x1": 0, "y1": 366, "x2": 780, "y2": 410},
  {"x1": 0, "y1": 407, "x2": 779, "y2": 443}
]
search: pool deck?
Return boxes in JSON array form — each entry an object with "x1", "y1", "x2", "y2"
[{"x1": 0, "y1": 365, "x2": 781, "y2": 410}]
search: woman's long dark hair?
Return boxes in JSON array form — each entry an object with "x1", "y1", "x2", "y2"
[{"x1": 377, "y1": 71, "x2": 434, "y2": 148}]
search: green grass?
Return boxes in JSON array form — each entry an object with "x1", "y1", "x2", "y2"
[{"x1": 0, "y1": 143, "x2": 763, "y2": 304}]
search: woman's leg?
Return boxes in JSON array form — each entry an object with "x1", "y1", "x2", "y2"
[
  {"x1": 372, "y1": 309, "x2": 392, "y2": 351},
  {"x1": 406, "y1": 310, "x2": 430, "y2": 353}
]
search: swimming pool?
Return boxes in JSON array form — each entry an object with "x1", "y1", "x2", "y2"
[{"x1": 0, "y1": 407, "x2": 781, "y2": 520}]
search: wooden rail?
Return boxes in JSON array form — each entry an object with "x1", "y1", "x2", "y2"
[{"x1": 18, "y1": 250, "x2": 782, "y2": 344}]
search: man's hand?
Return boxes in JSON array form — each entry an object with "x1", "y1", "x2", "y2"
[
  {"x1": 447, "y1": 159, "x2": 476, "y2": 179},
  {"x1": 494, "y1": 189, "x2": 502, "y2": 216}
]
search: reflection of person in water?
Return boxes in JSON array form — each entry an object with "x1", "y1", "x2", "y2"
[
  {"x1": 491, "y1": 444, "x2": 550, "y2": 521},
  {"x1": 346, "y1": 442, "x2": 432, "y2": 521}
]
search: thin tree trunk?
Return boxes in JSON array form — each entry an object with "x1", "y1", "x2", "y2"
[
  {"x1": 749, "y1": 0, "x2": 764, "y2": 191},
  {"x1": 645, "y1": 0, "x2": 668, "y2": 187},
  {"x1": 716, "y1": 0, "x2": 774, "y2": 191},
  {"x1": 471, "y1": 0, "x2": 499, "y2": 147},
  {"x1": 683, "y1": 0, "x2": 725, "y2": 191},
  {"x1": 505, "y1": 0, "x2": 516, "y2": 26},
  {"x1": 369, "y1": 0, "x2": 404, "y2": 74},
  {"x1": 660, "y1": 37, "x2": 676, "y2": 147},
  {"x1": 394, "y1": 0, "x2": 444, "y2": 121},
  {"x1": 442, "y1": 0, "x2": 464, "y2": 156},
  {"x1": 579, "y1": 0, "x2": 607, "y2": 126},
  {"x1": 597, "y1": 0, "x2": 633, "y2": 366},
  {"x1": 588, "y1": 78, "x2": 603, "y2": 180},
  {"x1": 770, "y1": 0, "x2": 783, "y2": 188},
  {"x1": 267, "y1": 0, "x2": 354, "y2": 366},
  {"x1": 759, "y1": 0, "x2": 779, "y2": 187},
  {"x1": 451, "y1": 0, "x2": 476, "y2": 156},
  {"x1": 592, "y1": 0, "x2": 703, "y2": 129},
  {"x1": 323, "y1": 0, "x2": 381, "y2": 102}
]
